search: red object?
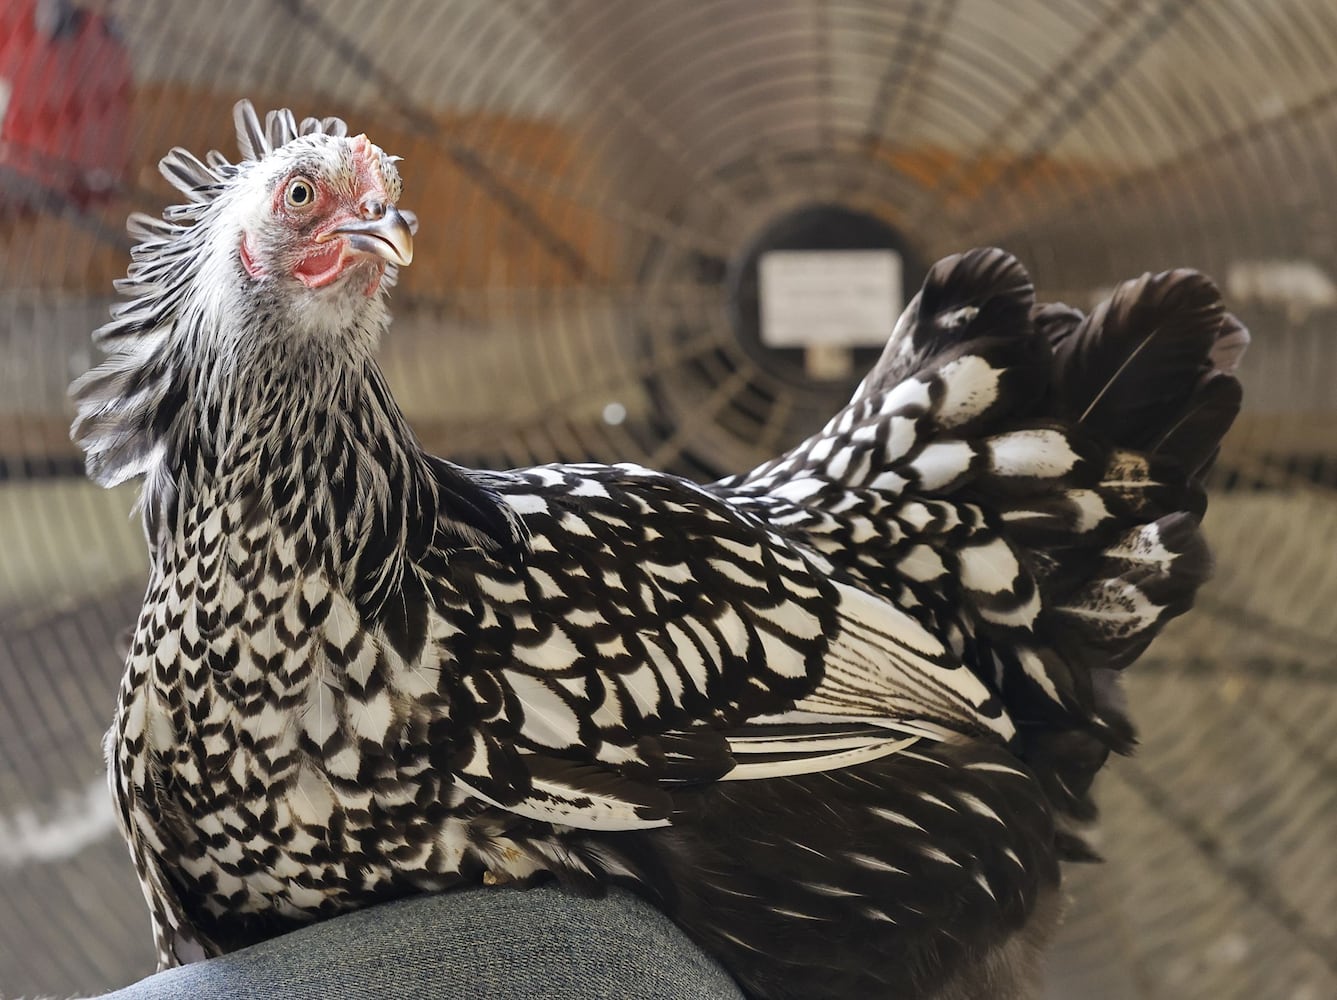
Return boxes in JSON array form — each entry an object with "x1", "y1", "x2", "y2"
[{"x1": 0, "y1": 0, "x2": 132, "y2": 206}]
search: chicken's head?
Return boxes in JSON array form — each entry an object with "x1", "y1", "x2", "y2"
[
  {"x1": 234, "y1": 128, "x2": 414, "y2": 298},
  {"x1": 123, "y1": 101, "x2": 417, "y2": 342},
  {"x1": 70, "y1": 102, "x2": 421, "y2": 487}
]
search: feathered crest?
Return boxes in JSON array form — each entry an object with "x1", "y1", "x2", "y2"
[
  {"x1": 108, "y1": 101, "x2": 353, "y2": 290},
  {"x1": 232, "y1": 100, "x2": 350, "y2": 164},
  {"x1": 69, "y1": 101, "x2": 357, "y2": 487}
]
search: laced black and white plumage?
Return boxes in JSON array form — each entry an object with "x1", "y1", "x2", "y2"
[{"x1": 73, "y1": 102, "x2": 1246, "y2": 1000}]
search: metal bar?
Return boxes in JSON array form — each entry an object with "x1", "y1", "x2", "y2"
[
  {"x1": 906, "y1": 0, "x2": 1190, "y2": 234},
  {"x1": 1116, "y1": 759, "x2": 1337, "y2": 975},
  {"x1": 1147, "y1": 655, "x2": 1337, "y2": 687},
  {"x1": 971, "y1": 78, "x2": 1337, "y2": 248},
  {"x1": 511, "y1": 0, "x2": 753, "y2": 221},
  {"x1": 859, "y1": 0, "x2": 959, "y2": 154}
]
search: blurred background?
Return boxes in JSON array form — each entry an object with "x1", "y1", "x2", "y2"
[{"x1": 1, "y1": 0, "x2": 1335, "y2": 996}]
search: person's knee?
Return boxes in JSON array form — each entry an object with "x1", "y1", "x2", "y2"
[{"x1": 98, "y1": 886, "x2": 746, "y2": 1000}]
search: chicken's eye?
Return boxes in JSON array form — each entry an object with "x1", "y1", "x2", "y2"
[{"x1": 285, "y1": 178, "x2": 316, "y2": 209}]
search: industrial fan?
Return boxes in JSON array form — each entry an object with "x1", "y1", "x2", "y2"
[{"x1": 1, "y1": 1, "x2": 1334, "y2": 997}]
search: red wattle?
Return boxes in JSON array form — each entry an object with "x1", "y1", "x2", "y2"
[{"x1": 293, "y1": 240, "x2": 347, "y2": 289}]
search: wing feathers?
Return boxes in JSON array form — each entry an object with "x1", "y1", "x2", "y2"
[{"x1": 720, "y1": 734, "x2": 919, "y2": 781}]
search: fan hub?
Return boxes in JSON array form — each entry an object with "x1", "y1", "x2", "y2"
[{"x1": 727, "y1": 204, "x2": 923, "y2": 387}]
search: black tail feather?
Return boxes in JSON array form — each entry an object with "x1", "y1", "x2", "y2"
[
  {"x1": 1047, "y1": 270, "x2": 1224, "y2": 448},
  {"x1": 860, "y1": 247, "x2": 1040, "y2": 403}
]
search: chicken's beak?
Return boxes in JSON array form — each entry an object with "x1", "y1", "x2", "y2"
[{"x1": 329, "y1": 205, "x2": 415, "y2": 267}]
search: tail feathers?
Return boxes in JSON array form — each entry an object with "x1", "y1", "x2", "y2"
[
  {"x1": 856, "y1": 247, "x2": 1040, "y2": 403},
  {"x1": 1153, "y1": 367, "x2": 1244, "y2": 490},
  {"x1": 1040, "y1": 512, "x2": 1212, "y2": 738},
  {"x1": 721, "y1": 247, "x2": 1247, "y2": 826},
  {"x1": 1046, "y1": 270, "x2": 1222, "y2": 447},
  {"x1": 996, "y1": 512, "x2": 1210, "y2": 828},
  {"x1": 992, "y1": 268, "x2": 1240, "y2": 760},
  {"x1": 1053, "y1": 513, "x2": 1212, "y2": 671},
  {"x1": 1044, "y1": 270, "x2": 1246, "y2": 492},
  {"x1": 726, "y1": 248, "x2": 1048, "y2": 496}
]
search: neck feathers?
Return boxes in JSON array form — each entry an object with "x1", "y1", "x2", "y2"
[{"x1": 75, "y1": 295, "x2": 524, "y2": 601}]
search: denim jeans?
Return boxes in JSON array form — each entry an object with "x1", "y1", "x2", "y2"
[{"x1": 98, "y1": 884, "x2": 745, "y2": 999}]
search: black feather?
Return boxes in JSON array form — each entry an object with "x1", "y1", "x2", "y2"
[
  {"x1": 637, "y1": 730, "x2": 735, "y2": 786},
  {"x1": 602, "y1": 740, "x2": 1060, "y2": 1000},
  {"x1": 913, "y1": 246, "x2": 1035, "y2": 348},
  {"x1": 1153, "y1": 370, "x2": 1244, "y2": 486},
  {"x1": 379, "y1": 567, "x2": 429, "y2": 665},
  {"x1": 1031, "y1": 301, "x2": 1085, "y2": 347},
  {"x1": 1049, "y1": 269, "x2": 1224, "y2": 451},
  {"x1": 861, "y1": 246, "x2": 1037, "y2": 397},
  {"x1": 427, "y1": 457, "x2": 525, "y2": 559}
]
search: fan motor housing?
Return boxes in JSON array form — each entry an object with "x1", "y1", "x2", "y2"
[{"x1": 727, "y1": 203, "x2": 925, "y2": 386}]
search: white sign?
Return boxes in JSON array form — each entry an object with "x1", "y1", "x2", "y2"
[
  {"x1": 759, "y1": 250, "x2": 903, "y2": 349},
  {"x1": 0, "y1": 78, "x2": 11, "y2": 134}
]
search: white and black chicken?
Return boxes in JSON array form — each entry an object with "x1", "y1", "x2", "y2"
[{"x1": 71, "y1": 102, "x2": 1246, "y2": 1000}]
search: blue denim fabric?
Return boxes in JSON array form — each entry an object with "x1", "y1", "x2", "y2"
[{"x1": 97, "y1": 884, "x2": 745, "y2": 999}]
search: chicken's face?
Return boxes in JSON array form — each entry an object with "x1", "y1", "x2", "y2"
[{"x1": 233, "y1": 132, "x2": 415, "y2": 303}]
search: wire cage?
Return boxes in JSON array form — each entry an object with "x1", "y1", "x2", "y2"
[{"x1": 1, "y1": 1, "x2": 1334, "y2": 997}]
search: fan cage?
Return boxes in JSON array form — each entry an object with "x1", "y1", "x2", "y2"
[{"x1": 1, "y1": 2, "x2": 1334, "y2": 997}]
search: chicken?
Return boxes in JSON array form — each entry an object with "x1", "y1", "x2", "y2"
[{"x1": 70, "y1": 102, "x2": 1246, "y2": 1000}]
